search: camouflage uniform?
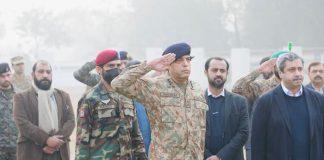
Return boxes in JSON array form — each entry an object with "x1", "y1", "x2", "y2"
[
  {"x1": 0, "y1": 84, "x2": 17, "y2": 160},
  {"x1": 75, "y1": 81, "x2": 147, "y2": 160},
  {"x1": 11, "y1": 73, "x2": 32, "y2": 93},
  {"x1": 73, "y1": 60, "x2": 100, "y2": 87},
  {"x1": 232, "y1": 70, "x2": 279, "y2": 112},
  {"x1": 111, "y1": 62, "x2": 208, "y2": 160}
]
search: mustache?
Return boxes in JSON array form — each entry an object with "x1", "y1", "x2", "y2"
[
  {"x1": 214, "y1": 76, "x2": 223, "y2": 80},
  {"x1": 292, "y1": 77, "x2": 303, "y2": 81},
  {"x1": 39, "y1": 79, "x2": 50, "y2": 82},
  {"x1": 314, "y1": 75, "x2": 323, "y2": 80},
  {"x1": 3, "y1": 80, "x2": 10, "y2": 83}
]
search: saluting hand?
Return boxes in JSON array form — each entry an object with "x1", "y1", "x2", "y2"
[
  {"x1": 147, "y1": 53, "x2": 176, "y2": 72},
  {"x1": 258, "y1": 58, "x2": 276, "y2": 74}
]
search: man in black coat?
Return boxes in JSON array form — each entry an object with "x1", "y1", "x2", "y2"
[
  {"x1": 252, "y1": 52, "x2": 324, "y2": 160},
  {"x1": 204, "y1": 57, "x2": 249, "y2": 160}
]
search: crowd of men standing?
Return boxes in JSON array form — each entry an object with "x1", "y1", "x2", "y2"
[{"x1": 1, "y1": 42, "x2": 324, "y2": 160}]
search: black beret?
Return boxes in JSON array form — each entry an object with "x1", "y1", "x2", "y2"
[
  {"x1": 162, "y1": 43, "x2": 191, "y2": 60},
  {"x1": 119, "y1": 51, "x2": 128, "y2": 60},
  {"x1": 0, "y1": 63, "x2": 11, "y2": 75}
]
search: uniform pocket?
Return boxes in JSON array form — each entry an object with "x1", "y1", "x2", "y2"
[
  {"x1": 161, "y1": 106, "x2": 185, "y2": 123},
  {"x1": 160, "y1": 95, "x2": 183, "y2": 123},
  {"x1": 97, "y1": 103, "x2": 118, "y2": 119},
  {"x1": 123, "y1": 104, "x2": 135, "y2": 117},
  {"x1": 92, "y1": 103, "x2": 119, "y2": 138}
]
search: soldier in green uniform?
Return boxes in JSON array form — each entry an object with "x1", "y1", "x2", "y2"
[
  {"x1": 0, "y1": 63, "x2": 18, "y2": 160},
  {"x1": 111, "y1": 43, "x2": 208, "y2": 160},
  {"x1": 75, "y1": 50, "x2": 147, "y2": 160}
]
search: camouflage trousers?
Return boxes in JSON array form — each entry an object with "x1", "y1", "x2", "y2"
[{"x1": 0, "y1": 147, "x2": 16, "y2": 160}]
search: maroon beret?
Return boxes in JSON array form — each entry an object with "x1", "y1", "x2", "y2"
[{"x1": 95, "y1": 50, "x2": 119, "y2": 66}]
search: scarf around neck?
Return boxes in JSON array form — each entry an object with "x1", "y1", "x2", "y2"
[{"x1": 32, "y1": 82, "x2": 58, "y2": 134}]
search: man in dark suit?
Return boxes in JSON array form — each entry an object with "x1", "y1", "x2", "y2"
[
  {"x1": 204, "y1": 57, "x2": 249, "y2": 160},
  {"x1": 13, "y1": 60, "x2": 75, "y2": 160},
  {"x1": 252, "y1": 52, "x2": 324, "y2": 160},
  {"x1": 305, "y1": 61, "x2": 324, "y2": 93}
]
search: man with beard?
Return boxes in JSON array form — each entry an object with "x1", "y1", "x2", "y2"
[
  {"x1": 75, "y1": 50, "x2": 147, "y2": 160},
  {"x1": 13, "y1": 60, "x2": 75, "y2": 160},
  {"x1": 0, "y1": 62, "x2": 18, "y2": 160},
  {"x1": 111, "y1": 42, "x2": 208, "y2": 160},
  {"x1": 305, "y1": 62, "x2": 324, "y2": 93},
  {"x1": 252, "y1": 52, "x2": 324, "y2": 160},
  {"x1": 203, "y1": 57, "x2": 249, "y2": 160}
]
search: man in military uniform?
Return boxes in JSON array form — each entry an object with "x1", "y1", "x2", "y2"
[
  {"x1": 259, "y1": 56, "x2": 273, "y2": 80},
  {"x1": 75, "y1": 50, "x2": 147, "y2": 160},
  {"x1": 119, "y1": 51, "x2": 129, "y2": 70},
  {"x1": 232, "y1": 51, "x2": 289, "y2": 115},
  {"x1": 10, "y1": 56, "x2": 32, "y2": 93},
  {"x1": 73, "y1": 51, "x2": 129, "y2": 88},
  {"x1": 232, "y1": 58, "x2": 279, "y2": 113},
  {"x1": 111, "y1": 43, "x2": 208, "y2": 160},
  {"x1": 0, "y1": 63, "x2": 17, "y2": 160}
]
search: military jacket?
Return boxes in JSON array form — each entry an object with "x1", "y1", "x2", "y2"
[
  {"x1": 11, "y1": 74, "x2": 32, "y2": 93},
  {"x1": 0, "y1": 84, "x2": 18, "y2": 149},
  {"x1": 232, "y1": 70, "x2": 280, "y2": 105},
  {"x1": 75, "y1": 82, "x2": 146, "y2": 160},
  {"x1": 73, "y1": 60, "x2": 100, "y2": 87},
  {"x1": 111, "y1": 62, "x2": 208, "y2": 160}
]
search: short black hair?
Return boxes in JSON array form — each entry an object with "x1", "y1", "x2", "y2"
[
  {"x1": 308, "y1": 61, "x2": 322, "y2": 72},
  {"x1": 259, "y1": 56, "x2": 270, "y2": 65},
  {"x1": 32, "y1": 60, "x2": 52, "y2": 72},
  {"x1": 204, "y1": 57, "x2": 229, "y2": 71}
]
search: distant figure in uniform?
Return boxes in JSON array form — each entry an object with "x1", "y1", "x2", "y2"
[
  {"x1": 75, "y1": 50, "x2": 147, "y2": 160},
  {"x1": 119, "y1": 51, "x2": 129, "y2": 70},
  {"x1": 13, "y1": 60, "x2": 75, "y2": 160},
  {"x1": 259, "y1": 56, "x2": 273, "y2": 80},
  {"x1": 111, "y1": 42, "x2": 208, "y2": 159},
  {"x1": 305, "y1": 61, "x2": 324, "y2": 93},
  {"x1": 11, "y1": 56, "x2": 32, "y2": 93},
  {"x1": 0, "y1": 63, "x2": 18, "y2": 160}
]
